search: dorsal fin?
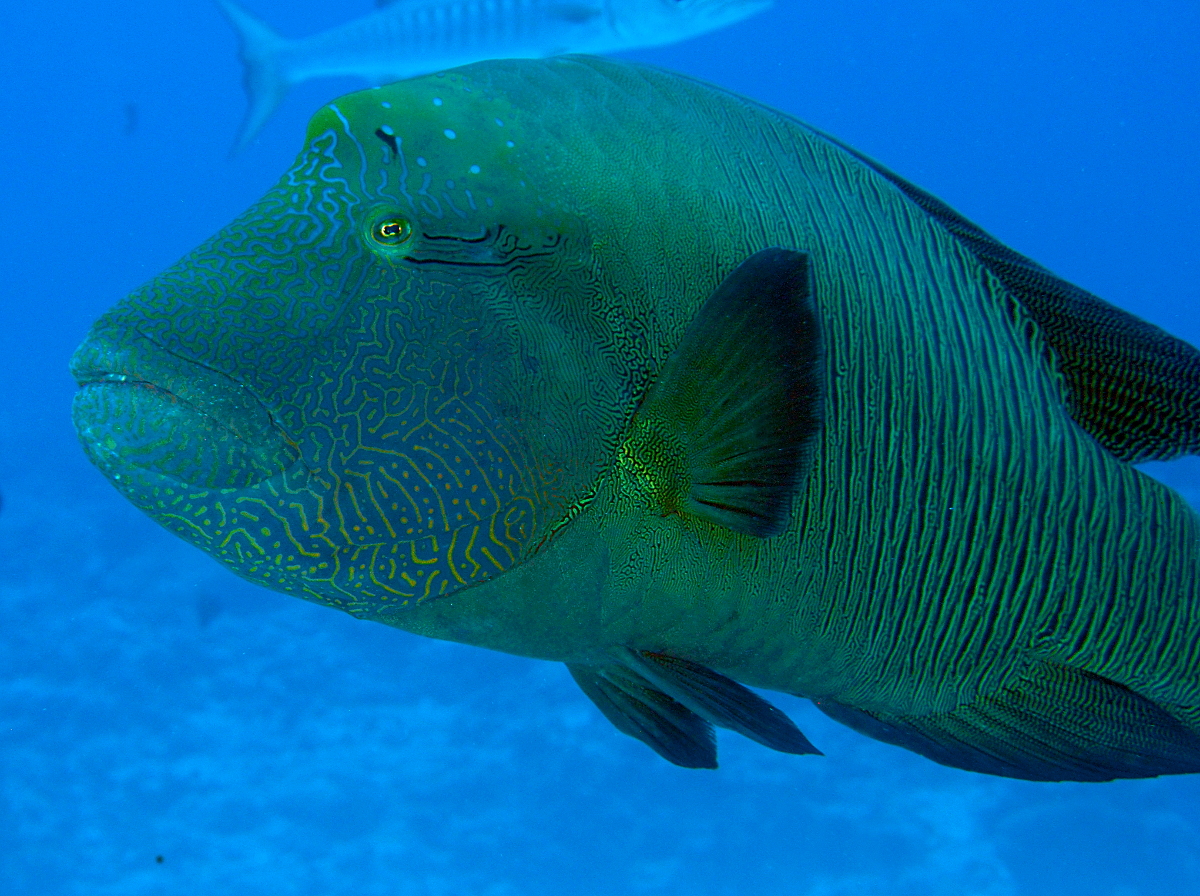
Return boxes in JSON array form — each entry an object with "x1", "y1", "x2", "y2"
[
  {"x1": 622, "y1": 248, "x2": 824, "y2": 536},
  {"x1": 819, "y1": 131, "x2": 1200, "y2": 463}
]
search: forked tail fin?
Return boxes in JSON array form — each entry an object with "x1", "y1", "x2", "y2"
[{"x1": 216, "y1": 0, "x2": 290, "y2": 153}]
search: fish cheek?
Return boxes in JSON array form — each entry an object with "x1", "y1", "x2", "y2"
[{"x1": 260, "y1": 262, "x2": 569, "y2": 610}]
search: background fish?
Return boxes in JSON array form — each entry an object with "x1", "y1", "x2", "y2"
[
  {"x1": 72, "y1": 56, "x2": 1200, "y2": 783},
  {"x1": 217, "y1": 0, "x2": 771, "y2": 151}
]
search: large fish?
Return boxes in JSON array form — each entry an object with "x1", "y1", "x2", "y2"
[
  {"x1": 72, "y1": 57, "x2": 1200, "y2": 781},
  {"x1": 217, "y1": 0, "x2": 771, "y2": 150}
]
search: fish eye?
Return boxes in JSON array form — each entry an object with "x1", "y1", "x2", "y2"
[{"x1": 371, "y1": 215, "x2": 412, "y2": 247}]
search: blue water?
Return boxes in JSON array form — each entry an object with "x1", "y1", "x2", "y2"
[{"x1": 3, "y1": 1, "x2": 1199, "y2": 893}]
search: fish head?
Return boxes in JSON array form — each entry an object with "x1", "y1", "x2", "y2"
[
  {"x1": 70, "y1": 61, "x2": 663, "y2": 615},
  {"x1": 608, "y1": 0, "x2": 773, "y2": 43}
]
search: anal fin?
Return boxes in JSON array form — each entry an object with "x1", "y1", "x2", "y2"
[{"x1": 813, "y1": 661, "x2": 1200, "y2": 781}]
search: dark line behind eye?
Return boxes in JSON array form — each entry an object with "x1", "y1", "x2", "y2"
[{"x1": 422, "y1": 228, "x2": 494, "y2": 245}]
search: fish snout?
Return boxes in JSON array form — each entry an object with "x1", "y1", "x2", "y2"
[{"x1": 70, "y1": 329, "x2": 299, "y2": 491}]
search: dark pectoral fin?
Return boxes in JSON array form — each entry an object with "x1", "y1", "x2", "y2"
[
  {"x1": 626, "y1": 248, "x2": 824, "y2": 536},
  {"x1": 568, "y1": 663, "x2": 717, "y2": 768},
  {"x1": 814, "y1": 661, "x2": 1200, "y2": 781},
  {"x1": 620, "y1": 649, "x2": 821, "y2": 756}
]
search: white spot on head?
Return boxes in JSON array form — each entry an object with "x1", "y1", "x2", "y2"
[
  {"x1": 382, "y1": 101, "x2": 392, "y2": 109},
  {"x1": 506, "y1": 140, "x2": 514, "y2": 148},
  {"x1": 380, "y1": 124, "x2": 395, "y2": 136},
  {"x1": 417, "y1": 157, "x2": 427, "y2": 167},
  {"x1": 433, "y1": 97, "x2": 443, "y2": 107},
  {"x1": 469, "y1": 164, "x2": 480, "y2": 174},
  {"x1": 444, "y1": 129, "x2": 457, "y2": 140},
  {"x1": 495, "y1": 118, "x2": 504, "y2": 127}
]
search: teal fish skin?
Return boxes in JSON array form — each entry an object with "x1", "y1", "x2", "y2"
[{"x1": 71, "y1": 57, "x2": 1200, "y2": 781}]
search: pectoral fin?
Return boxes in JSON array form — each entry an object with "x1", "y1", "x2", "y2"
[
  {"x1": 623, "y1": 248, "x2": 824, "y2": 536},
  {"x1": 813, "y1": 661, "x2": 1200, "y2": 781},
  {"x1": 569, "y1": 650, "x2": 819, "y2": 767}
]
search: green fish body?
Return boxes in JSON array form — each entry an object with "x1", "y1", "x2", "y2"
[{"x1": 72, "y1": 56, "x2": 1200, "y2": 780}]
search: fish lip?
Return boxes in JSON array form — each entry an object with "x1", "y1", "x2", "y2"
[
  {"x1": 70, "y1": 328, "x2": 302, "y2": 490},
  {"x1": 70, "y1": 327, "x2": 256, "y2": 419},
  {"x1": 71, "y1": 328, "x2": 183, "y2": 389},
  {"x1": 73, "y1": 368, "x2": 166, "y2": 399},
  {"x1": 69, "y1": 337, "x2": 193, "y2": 416}
]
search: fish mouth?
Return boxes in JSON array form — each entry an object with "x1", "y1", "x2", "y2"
[{"x1": 70, "y1": 328, "x2": 300, "y2": 491}]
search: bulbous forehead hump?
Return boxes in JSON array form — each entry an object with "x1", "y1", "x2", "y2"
[
  {"x1": 295, "y1": 56, "x2": 704, "y2": 226},
  {"x1": 302, "y1": 69, "x2": 544, "y2": 220}
]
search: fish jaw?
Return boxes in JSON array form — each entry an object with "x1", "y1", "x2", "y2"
[
  {"x1": 70, "y1": 325, "x2": 300, "y2": 492},
  {"x1": 68, "y1": 325, "x2": 335, "y2": 603}
]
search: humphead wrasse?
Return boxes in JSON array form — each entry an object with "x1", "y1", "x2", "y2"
[{"x1": 72, "y1": 57, "x2": 1200, "y2": 781}]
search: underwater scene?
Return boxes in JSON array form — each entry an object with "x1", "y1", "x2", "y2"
[{"x1": 3, "y1": 0, "x2": 1200, "y2": 893}]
